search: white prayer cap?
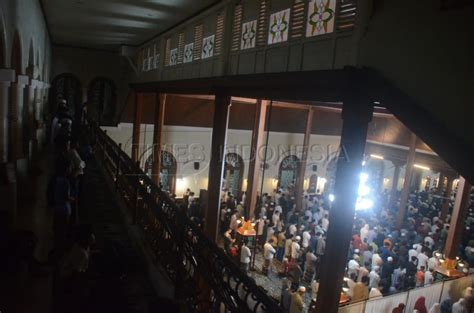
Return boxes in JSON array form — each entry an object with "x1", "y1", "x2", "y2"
[
  {"x1": 354, "y1": 249, "x2": 360, "y2": 254},
  {"x1": 428, "y1": 232, "x2": 433, "y2": 236},
  {"x1": 413, "y1": 244, "x2": 417, "y2": 249},
  {"x1": 387, "y1": 257, "x2": 393, "y2": 262},
  {"x1": 295, "y1": 236, "x2": 301, "y2": 241},
  {"x1": 373, "y1": 265, "x2": 380, "y2": 271},
  {"x1": 298, "y1": 286, "x2": 306, "y2": 293}
]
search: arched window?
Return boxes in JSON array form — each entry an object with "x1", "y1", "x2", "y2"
[
  {"x1": 50, "y1": 73, "x2": 82, "y2": 120},
  {"x1": 308, "y1": 174, "x2": 318, "y2": 194},
  {"x1": 144, "y1": 150, "x2": 177, "y2": 194},
  {"x1": 278, "y1": 155, "x2": 300, "y2": 191},
  {"x1": 223, "y1": 153, "x2": 244, "y2": 197},
  {"x1": 87, "y1": 77, "x2": 117, "y2": 126}
]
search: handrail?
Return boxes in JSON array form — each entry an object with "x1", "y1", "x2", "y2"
[{"x1": 84, "y1": 118, "x2": 283, "y2": 313}]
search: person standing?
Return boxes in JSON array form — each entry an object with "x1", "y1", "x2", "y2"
[
  {"x1": 240, "y1": 239, "x2": 251, "y2": 273},
  {"x1": 290, "y1": 286, "x2": 305, "y2": 313},
  {"x1": 263, "y1": 239, "x2": 276, "y2": 275}
]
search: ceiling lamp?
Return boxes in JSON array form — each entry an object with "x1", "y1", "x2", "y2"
[{"x1": 370, "y1": 154, "x2": 384, "y2": 160}]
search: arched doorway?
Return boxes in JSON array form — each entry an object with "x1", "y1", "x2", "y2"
[
  {"x1": 87, "y1": 77, "x2": 117, "y2": 126},
  {"x1": 278, "y1": 155, "x2": 300, "y2": 191},
  {"x1": 50, "y1": 73, "x2": 82, "y2": 120},
  {"x1": 144, "y1": 150, "x2": 177, "y2": 193},
  {"x1": 223, "y1": 153, "x2": 244, "y2": 198}
]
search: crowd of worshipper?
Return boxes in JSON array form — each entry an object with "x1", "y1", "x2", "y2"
[{"x1": 216, "y1": 182, "x2": 474, "y2": 313}]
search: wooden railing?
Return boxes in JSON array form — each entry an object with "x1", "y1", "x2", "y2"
[{"x1": 84, "y1": 119, "x2": 283, "y2": 313}]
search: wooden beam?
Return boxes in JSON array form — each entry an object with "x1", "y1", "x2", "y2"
[
  {"x1": 245, "y1": 100, "x2": 269, "y2": 219},
  {"x1": 315, "y1": 95, "x2": 373, "y2": 313},
  {"x1": 397, "y1": 133, "x2": 417, "y2": 228},
  {"x1": 204, "y1": 92, "x2": 231, "y2": 241},
  {"x1": 389, "y1": 160, "x2": 404, "y2": 206},
  {"x1": 444, "y1": 177, "x2": 471, "y2": 259},
  {"x1": 296, "y1": 107, "x2": 314, "y2": 211},
  {"x1": 151, "y1": 93, "x2": 166, "y2": 186},
  {"x1": 131, "y1": 92, "x2": 142, "y2": 162}
]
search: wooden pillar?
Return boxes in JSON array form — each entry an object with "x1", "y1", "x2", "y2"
[
  {"x1": 245, "y1": 100, "x2": 269, "y2": 219},
  {"x1": 444, "y1": 177, "x2": 471, "y2": 259},
  {"x1": 441, "y1": 175, "x2": 455, "y2": 221},
  {"x1": 437, "y1": 172, "x2": 446, "y2": 195},
  {"x1": 10, "y1": 75, "x2": 29, "y2": 161},
  {"x1": 131, "y1": 91, "x2": 142, "y2": 162},
  {"x1": 314, "y1": 95, "x2": 373, "y2": 313},
  {"x1": 204, "y1": 92, "x2": 231, "y2": 241},
  {"x1": 151, "y1": 93, "x2": 166, "y2": 186},
  {"x1": 0, "y1": 69, "x2": 15, "y2": 163},
  {"x1": 396, "y1": 133, "x2": 417, "y2": 228},
  {"x1": 296, "y1": 107, "x2": 314, "y2": 211},
  {"x1": 389, "y1": 160, "x2": 403, "y2": 206}
]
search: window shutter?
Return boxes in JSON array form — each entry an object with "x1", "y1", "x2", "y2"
[
  {"x1": 193, "y1": 24, "x2": 203, "y2": 60},
  {"x1": 290, "y1": 0, "x2": 305, "y2": 39},
  {"x1": 256, "y1": 0, "x2": 269, "y2": 47},
  {"x1": 215, "y1": 12, "x2": 225, "y2": 56},
  {"x1": 177, "y1": 32, "x2": 185, "y2": 64},
  {"x1": 231, "y1": 4, "x2": 243, "y2": 51},
  {"x1": 336, "y1": 0, "x2": 357, "y2": 32},
  {"x1": 164, "y1": 38, "x2": 171, "y2": 66}
]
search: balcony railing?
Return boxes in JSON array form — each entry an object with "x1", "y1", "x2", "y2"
[
  {"x1": 84, "y1": 119, "x2": 283, "y2": 313},
  {"x1": 337, "y1": 274, "x2": 474, "y2": 313}
]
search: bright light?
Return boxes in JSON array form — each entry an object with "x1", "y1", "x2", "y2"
[
  {"x1": 356, "y1": 172, "x2": 373, "y2": 211},
  {"x1": 358, "y1": 185, "x2": 371, "y2": 197},
  {"x1": 360, "y1": 173, "x2": 369, "y2": 183},
  {"x1": 414, "y1": 164, "x2": 431, "y2": 171},
  {"x1": 329, "y1": 194, "x2": 335, "y2": 202},
  {"x1": 356, "y1": 198, "x2": 374, "y2": 210},
  {"x1": 370, "y1": 154, "x2": 384, "y2": 160},
  {"x1": 362, "y1": 160, "x2": 366, "y2": 166}
]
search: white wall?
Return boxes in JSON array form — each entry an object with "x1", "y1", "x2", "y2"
[{"x1": 103, "y1": 123, "x2": 343, "y2": 195}]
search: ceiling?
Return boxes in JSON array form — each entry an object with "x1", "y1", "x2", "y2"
[{"x1": 41, "y1": 0, "x2": 218, "y2": 50}]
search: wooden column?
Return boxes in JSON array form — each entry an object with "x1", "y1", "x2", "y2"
[
  {"x1": 389, "y1": 160, "x2": 403, "y2": 206},
  {"x1": 204, "y1": 92, "x2": 231, "y2": 241},
  {"x1": 296, "y1": 107, "x2": 314, "y2": 211},
  {"x1": 444, "y1": 177, "x2": 471, "y2": 259},
  {"x1": 245, "y1": 100, "x2": 269, "y2": 219},
  {"x1": 0, "y1": 69, "x2": 15, "y2": 163},
  {"x1": 131, "y1": 91, "x2": 142, "y2": 162},
  {"x1": 396, "y1": 133, "x2": 417, "y2": 228},
  {"x1": 441, "y1": 175, "x2": 455, "y2": 221},
  {"x1": 151, "y1": 93, "x2": 166, "y2": 186},
  {"x1": 437, "y1": 172, "x2": 446, "y2": 195},
  {"x1": 10, "y1": 75, "x2": 29, "y2": 161},
  {"x1": 315, "y1": 96, "x2": 373, "y2": 313}
]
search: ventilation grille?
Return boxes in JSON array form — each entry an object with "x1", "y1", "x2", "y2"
[
  {"x1": 193, "y1": 24, "x2": 203, "y2": 60},
  {"x1": 164, "y1": 38, "x2": 171, "y2": 66},
  {"x1": 177, "y1": 32, "x2": 185, "y2": 64},
  {"x1": 336, "y1": 0, "x2": 357, "y2": 32},
  {"x1": 215, "y1": 12, "x2": 225, "y2": 55},
  {"x1": 256, "y1": 0, "x2": 269, "y2": 47},
  {"x1": 290, "y1": 1, "x2": 305, "y2": 39},
  {"x1": 231, "y1": 4, "x2": 243, "y2": 51}
]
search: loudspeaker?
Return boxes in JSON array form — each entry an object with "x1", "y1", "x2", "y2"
[
  {"x1": 312, "y1": 165, "x2": 318, "y2": 172},
  {"x1": 194, "y1": 162, "x2": 200, "y2": 170}
]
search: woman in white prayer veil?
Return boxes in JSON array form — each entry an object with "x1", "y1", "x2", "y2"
[
  {"x1": 452, "y1": 298, "x2": 466, "y2": 313},
  {"x1": 428, "y1": 303, "x2": 441, "y2": 313}
]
